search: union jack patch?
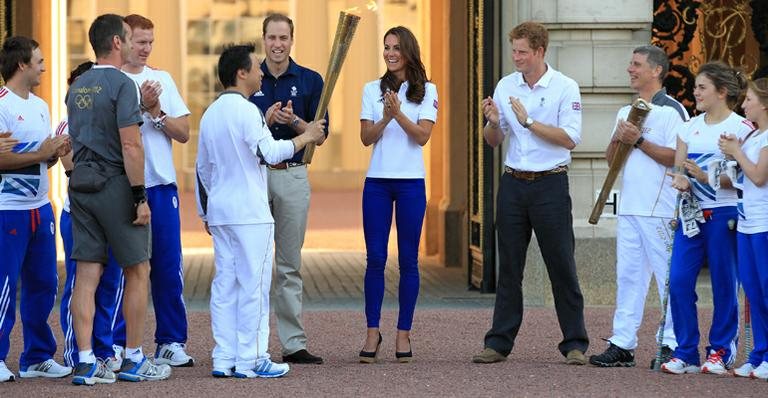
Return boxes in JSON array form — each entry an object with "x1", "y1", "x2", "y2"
[{"x1": 571, "y1": 102, "x2": 581, "y2": 110}]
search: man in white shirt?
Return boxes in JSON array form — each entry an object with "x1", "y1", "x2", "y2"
[
  {"x1": 472, "y1": 21, "x2": 589, "y2": 365},
  {"x1": 0, "y1": 35, "x2": 72, "y2": 382},
  {"x1": 119, "y1": 14, "x2": 193, "y2": 367},
  {"x1": 589, "y1": 45, "x2": 688, "y2": 369},
  {"x1": 196, "y1": 43, "x2": 325, "y2": 378}
]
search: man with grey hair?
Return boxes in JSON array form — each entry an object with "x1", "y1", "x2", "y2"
[{"x1": 589, "y1": 45, "x2": 688, "y2": 368}]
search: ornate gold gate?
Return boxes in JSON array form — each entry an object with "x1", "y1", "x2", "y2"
[
  {"x1": 653, "y1": 0, "x2": 762, "y2": 113},
  {"x1": 468, "y1": 0, "x2": 500, "y2": 292}
]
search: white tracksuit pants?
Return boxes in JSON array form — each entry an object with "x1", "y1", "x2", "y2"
[
  {"x1": 210, "y1": 223, "x2": 274, "y2": 371},
  {"x1": 610, "y1": 215, "x2": 677, "y2": 350}
]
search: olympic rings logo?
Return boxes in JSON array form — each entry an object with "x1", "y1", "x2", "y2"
[{"x1": 75, "y1": 94, "x2": 93, "y2": 110}]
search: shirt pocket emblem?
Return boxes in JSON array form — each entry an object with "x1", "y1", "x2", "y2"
[{"x1": 290, "y1": 86, "x2": 298, "y2": 97}]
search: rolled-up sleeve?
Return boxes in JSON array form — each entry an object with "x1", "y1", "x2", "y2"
[
  {"x1": 558, "y1": 81, "x2": 582, "y2": 145},
  {"x1": 418, "y1": 83, "x2": 438, "y2": 122},
  {"x1": 360, "y1": 83, "x2": 375, "y2": 121}
]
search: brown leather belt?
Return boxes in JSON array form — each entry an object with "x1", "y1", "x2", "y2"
[
  {"x1": 267, "y1": 161, "x2": 305, "y2": 170},
  {"x1": 504, "y1": 165, "x2": 568, "y2": 181}
]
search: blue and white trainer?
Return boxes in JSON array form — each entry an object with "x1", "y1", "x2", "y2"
[
  {"x1": 254, "y1": 360, "x2": 289, "y2": 378},
  {"x1": 212, "y1": 367, "x2": 235, "y2": 378},
  {"x1": 118, "y1": 357, "x2": 172, "y2": 382},
  {"x1": 20, "y1": 359, "x2": 72, "y2": 378},
  {"x1": 72, "y1": 360, "x2": 116, "y2": 385},
  {"x1": 233, "y1": 369, "x2": 258, "y2": 379}
]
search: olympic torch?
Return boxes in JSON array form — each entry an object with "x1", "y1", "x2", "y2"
[
  {"x1": 588, "y1": 98, "x2": 652, "y2": 224},
  {"x1": 301, "y1": 11, "x2": 361, "y2": 163}
]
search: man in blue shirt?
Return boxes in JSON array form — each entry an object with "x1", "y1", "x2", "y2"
[{"x1": 249, "y1": 13, "x2": 327, "y2": 365}]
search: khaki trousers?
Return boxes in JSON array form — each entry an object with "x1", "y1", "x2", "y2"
[{"x1": 268, "y1": 165, "x2": 310, "y2": 355}]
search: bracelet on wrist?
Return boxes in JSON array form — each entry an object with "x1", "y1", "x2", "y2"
[
  {"x1": 633, "y1": 136, "x2": 645, "y2": 148},
  {"x1": 131, "y1": 185, "x2": 147, "y2": 206},
  {"x1": 673, "y1": 166, "x2": 685, "y2": 175}
]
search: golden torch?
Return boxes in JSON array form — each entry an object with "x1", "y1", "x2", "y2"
[
  {"x1": 588, "y1": 98, "x2": 653, "y2": 224},
  {"x1": 301, "y1": 11, "x2": 362, "y2": 163}
]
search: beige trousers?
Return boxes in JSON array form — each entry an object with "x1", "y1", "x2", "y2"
[{"x1": 268, "y1": 165, "x2": 311, "y2": 355}]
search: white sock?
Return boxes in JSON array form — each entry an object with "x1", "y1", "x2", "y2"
[
  {"x1": 125, "y1": 347, "x2": 144, "y2": 363},
  {"x1": 78, "y1": 350, "x2": 96, "y2": 364}
]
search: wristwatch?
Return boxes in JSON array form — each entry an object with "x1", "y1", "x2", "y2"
[
  {"x1": 522, "y1": 117, "x2": 534, "y2": 128},
  {"x1": 152, "y1": 111, "x2": 167, "y2": 130},
  {"x1": 634, "y1": 136, "x2": 645, "y2": 148}
]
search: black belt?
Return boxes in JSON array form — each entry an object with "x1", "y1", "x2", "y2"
[
  {"x1": 267, "y1": 161, "x2": 305, "y2": 170},
  {"x1": 504, "y1": 165, "x2": 568, "y2": 181}
]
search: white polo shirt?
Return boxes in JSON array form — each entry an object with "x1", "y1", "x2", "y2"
[
  {"x1": 737, "y1": 130, "x2": 768, "y2": 234},
  {"x1": 0, "y1": 87, "x2": 52, "y2": 210},
  {"x1": 613, "y1": 104, "x2": 683, "y2": 218},
  {"x1": 679, "y1": 112, "x2": 754, "y2": 209},
  {"x1": 123, "y1": 66, "x2": 190, "y2": 188},
  {"x1": 196, "y1": 91, "x2": 295, "y2": 226},
  {"x1": 494, "y1": 64, "x2": 582, "y2": 172},
  {"x1": 360, "y1": 80, "x2": 438, "y2": 179}
]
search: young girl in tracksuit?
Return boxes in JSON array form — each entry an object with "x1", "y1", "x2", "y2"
[
  {"x1": 663, "y1": 61, "x2": 751, "y2": 375},
  {"x1": 719, "y1": 77, "x2": 768, "y2": 379}
]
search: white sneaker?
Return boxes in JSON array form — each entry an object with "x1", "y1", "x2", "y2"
[
  {"x1": 0, "y1": 360, "x2": 15, "y2": 382},
  {"x1": 154, "y1": 342, "x2": 194, "y2": 367},
  {"x1": 661, "y1": 357, "x2": 700, "y2": 374},
  {"x1": 105, "y1": 345, "x2": 124, "y2": 372},
  {"x1": 254, "y1": 360, "x2": 289, "y2": 378},
  {"x1": 701, "y1": 350, "x2": 728, "y2": 375},
  {"x1": 750, "y1": 361, "x2": 768, "y2": 380},
  {"x1": 19, "y1": 359, "x2": 72, "y2": 378},
  {"x1": 734, "y1": 362, "x2": 755, "y2": 378}
]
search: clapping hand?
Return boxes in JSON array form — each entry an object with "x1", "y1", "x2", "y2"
[
  {"x1": 140, "y1": 80, "x2": 162, "y2": 112},
  {"x1": 718, "y1": 133, "x2": 740, "y2": 158},
  {"x1": 482, "y1": 97, "x2": 500, "y2": 126},
  {"x1": 383, "y1": 90, "x2": 401, "y2": 119},
  {"x1": 508, "y1": 97, "x2": 529, "y2": 126}
]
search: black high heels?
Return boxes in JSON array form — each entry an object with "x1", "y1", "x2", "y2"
[
  {"x1": 359, "y1": 332, "x2": 382, "y2": 363},
  {"x1": 395, "y1": 337, "x2": 412, "y2": 363}
]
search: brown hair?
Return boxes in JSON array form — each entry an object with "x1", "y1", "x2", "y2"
[
  {"x1": 262, "y1": 14, "x2": 294, "y2": 38},
  {"x1": 697, "y1": 61, "x2": 747, "y2": 109},
  {"x1": 0, "y1": 36, "x2": 39, "y2": 81},
  {"x1": 748, "y1": 78, "x2": 768, "y2": 109},
  {"x1": 379, "y1": 26, "x2": 428, "y2": 104},
  {"x1": 124, "y1": 14, "x2": 154, "y2": 30},
  {"x1": 509, "y1": 21, "x2": 548, "y2": 52}
]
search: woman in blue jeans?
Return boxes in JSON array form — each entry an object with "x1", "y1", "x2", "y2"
[{"x1": 358, "y1": 26, "x2": 438, "y2": 363}]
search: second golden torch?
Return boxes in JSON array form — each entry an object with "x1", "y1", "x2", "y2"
[
  {"x1": 301, "y1": 11, "x2": 361, "y2": 163},
  {"x1": 588, "y1": 98, "x2": 652, "y2": 224}
]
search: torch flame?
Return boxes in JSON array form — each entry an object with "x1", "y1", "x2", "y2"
[
  {"x1": 367, "y1": 0, "x2": 378, "y2": 11},
  {"x1": 343, "y1": 6, "x2": 360, "y2": 13}
]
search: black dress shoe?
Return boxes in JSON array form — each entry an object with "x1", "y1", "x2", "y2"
[
  {"x1": 283, "y1": 349, "x2": 324, "y2": 364},
  {"x1": 359, "y1": 333, "x2": 382, "y2": 364},
  {"x1": 395, "y1": 337, "x2": 412, "y2": 363}
]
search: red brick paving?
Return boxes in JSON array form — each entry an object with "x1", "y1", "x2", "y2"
[{"x1": 3, "y1": 309, "x2": 767, "y2": 397}]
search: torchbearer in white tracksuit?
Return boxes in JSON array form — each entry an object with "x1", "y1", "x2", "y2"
[
  {"x1": 195, "y1": 43, "x2": 326, "y2": 379},
  {"x1": 589, "y1": 45, "x2": 688, "y2": 369}
]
